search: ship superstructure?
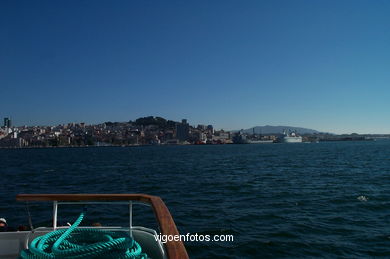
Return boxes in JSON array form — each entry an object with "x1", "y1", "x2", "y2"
[{"x1": 282, "y1": 130, "x2": 303, "y2": 143}]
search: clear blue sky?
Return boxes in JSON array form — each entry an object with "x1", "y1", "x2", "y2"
[{"x1": 1, "y1": 0, "x2": 389, "y2": 134}]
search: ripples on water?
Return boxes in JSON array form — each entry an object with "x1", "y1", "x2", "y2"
[{"x1": 0, "y1": 141, "x2": 390, "y2": 258}]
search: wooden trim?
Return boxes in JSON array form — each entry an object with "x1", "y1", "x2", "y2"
[
  {"x1": 16, "y1": 194, "x2": 154, "y2": 202},
  {"x1": 16, "y1": 194, "x2": 189, "y2": 259}
]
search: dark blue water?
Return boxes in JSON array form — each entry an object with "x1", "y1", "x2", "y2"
[{"x1": 1, "y1": 141, "x2": 390, "y2": 258}]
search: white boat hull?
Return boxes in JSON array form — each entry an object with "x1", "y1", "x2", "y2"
[{"x1": 282, "y1": 136, "x2": 302, "y2": 143}]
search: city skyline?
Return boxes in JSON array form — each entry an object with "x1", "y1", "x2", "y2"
[
  {"x1": 0, "y1": 115, "x2": 387, "y2": 136},
  {"x1": 1, "y1": 115, "x2": 380, "y2": 149},
  {"x1": 1, "y1": 1, "x2": 390, "y2": 134}
]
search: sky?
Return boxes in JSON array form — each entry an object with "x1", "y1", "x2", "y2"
[{"x1": 1, "y1": 0, "x2": 390, "y2": 134}]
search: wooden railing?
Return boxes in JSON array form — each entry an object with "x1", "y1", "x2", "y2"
[{"x1": 16, "y1": 194, "x2": 189, "y2": 259}]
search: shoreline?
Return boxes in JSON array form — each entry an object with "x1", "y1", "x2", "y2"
[
  {"x1": 0, "y1": 138, "x2": 380, "y2": 150},
  {"x1": 0, "y1": 143, "x2": 233, "y2": 150}
]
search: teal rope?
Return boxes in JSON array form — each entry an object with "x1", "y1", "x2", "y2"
[{"x1": 19, "y1": 212, "x2": 147, "y2": 259}]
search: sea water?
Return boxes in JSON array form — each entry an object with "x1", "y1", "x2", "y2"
[{"x1": 0, "y1": 141, "x2": 389, "y2": 258}]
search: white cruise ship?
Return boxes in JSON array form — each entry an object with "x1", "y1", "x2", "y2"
[{"x1": 282, "y1": 130, "x2": 303, "y2": 143}]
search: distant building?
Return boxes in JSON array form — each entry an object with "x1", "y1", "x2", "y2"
[
  {"x1": 212, "y1": 130, "x2": 230, "y2": 143},
  {"x1": 176, "y1": 119, "x2": 190, "y2": 141},
  {"x1": 193, "y1": 131, "x2": 207, "y2": 143},
  {"x1": 207, "y1": 124, "x2": 214, "y2": 134},
  {"x1": 205, "y1": 124, "x2": 214, "y2": 138},
  {"x1": 3, "y1": 117, "x2": 11, "y2": 128},
  {"x1": 197, "y1": 124, "x2": 207, "y2": 131}
]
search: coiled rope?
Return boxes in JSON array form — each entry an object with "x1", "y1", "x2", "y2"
[{"x1": 19, "y1": 212, "x2": 147, "y2": 259}]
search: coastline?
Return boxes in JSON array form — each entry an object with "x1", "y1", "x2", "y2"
[{"x1": 0, "y1": 138, "x2": 380, "y2": 150}]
